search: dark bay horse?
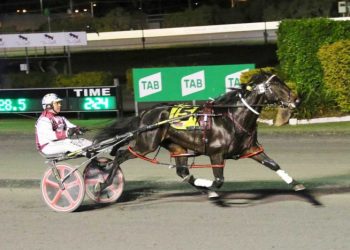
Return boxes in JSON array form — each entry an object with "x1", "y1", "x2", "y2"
[{"x1": 95, "y1": 72, "x2": 305, "y2": 198}]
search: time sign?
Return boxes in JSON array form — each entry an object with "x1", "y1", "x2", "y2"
[
  {"x1": 0, "y1": 86, "x2": 118, "y2": 113},
  {"x1": 72, "y1": 88, "x2": 117, "y2": 111}
]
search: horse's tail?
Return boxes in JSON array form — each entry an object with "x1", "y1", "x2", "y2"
[{"x1": 94, "y1": 116, "x2": 140, "y2": 143}]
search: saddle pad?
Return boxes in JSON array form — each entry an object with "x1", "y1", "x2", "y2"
[{"x1": 169, "y1": 105, "x2": 200, "y2": 130}]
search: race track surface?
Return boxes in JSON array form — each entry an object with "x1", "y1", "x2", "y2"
[{"x1": 0, "y1": 134, "x2": 349, "y2": 250}]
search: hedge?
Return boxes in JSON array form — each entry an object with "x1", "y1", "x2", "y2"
[
  {"x1": 3, "y1": 71, "x2": 113, "y2": 88},
  {"x1": 317, "y1": 40, "x2": 350, "y2": 112},
  {"x1": 4, "y1": 73, "x2": 55, "y2": 88},
  {"x1": 240, "y1": 67, "x2": 277, "y2": 84},
  {"x1": 277, "y1": 18, "x2": 350, "y2": 118},
  {"x1": 53, "y1": 71, "x2": 113, "y2": 87}
]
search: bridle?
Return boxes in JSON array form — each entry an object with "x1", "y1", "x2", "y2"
[
  {"x1": 238, "y1": 74, "x2": 296, "y2": 115},
  {"x1": 238, "y1": 92, "x2": 260, "y2": 115}
]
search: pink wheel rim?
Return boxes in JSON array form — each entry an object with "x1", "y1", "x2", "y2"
[
  {"x1": 41, "y1": 165, "x2": 85, "y2": 212},
  {"x1": 84, "y1": 164, "x2": 124, "y2": 204}
]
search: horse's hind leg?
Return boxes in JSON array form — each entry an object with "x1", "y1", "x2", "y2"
[
  {"x1": 172, "y1": 148, "x2": 224, "y2": 199},
  {"x1": 95, "y1": 159, "x2": 120, "y2": 193},
  {"x1": 94, "y1": 147, "x2": 153, "y2": 195},
  {"x1": 174, "y1": 157, "x2": 212, "y2": 196},
  {"x1": 251, "y1": 152, "x2": 305, "y2": 191},
  {"x1": 168, "y1": 145, "x2": 210, "y2": 195}
]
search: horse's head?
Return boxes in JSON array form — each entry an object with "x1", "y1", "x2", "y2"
[{"x1": 246, "y1": 73, "x2": 300, "y2": 109}]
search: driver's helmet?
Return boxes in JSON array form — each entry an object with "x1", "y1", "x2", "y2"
[{"x1": 42, "y1": 93, "x2": 63, "y2": 110}]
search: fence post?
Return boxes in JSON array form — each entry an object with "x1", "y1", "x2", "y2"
[{"x1": 114, "y1": 78, "x2": 123, "y2": 117}]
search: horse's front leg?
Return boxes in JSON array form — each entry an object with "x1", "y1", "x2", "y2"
[
  {"x1": 206, "y1": 153, "x2": 226, "y2": 199},
  {"x1": 250, "y1": 152, "x2": 305, "y2": 191}
]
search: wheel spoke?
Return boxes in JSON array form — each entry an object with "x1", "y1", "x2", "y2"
[
  {"x1": 62, "y1": 190, "x2": 75, "y2": 204},
  {"x1": 50, "y1": 189, "x2": 63, "y2": 206},
  {"x1": 44, "y1": 179, "x2": 60, "y2": 188},
  {"x1": 85, "y1": 172, "x2": 104, "y2": 185},
  {"x1": 84, "y1": 178, "x2": 99, "y2": 185},
  {"x1": 105, "y1": 185, "x2": 115, "y2": 193}
]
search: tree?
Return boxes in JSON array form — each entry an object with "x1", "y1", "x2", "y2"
[
  {"x1": 163, "y1": 5, "x2": 221, "y2": 27},
  {"x1": 96, "y1": 8, "x2": 147, "y2": 31},
  {"x1": 263, "y1": 0, "x2": 336, "y2": 21},
  {"x1": 38, "y1": 15, "x2": 93, "y2": 32}
]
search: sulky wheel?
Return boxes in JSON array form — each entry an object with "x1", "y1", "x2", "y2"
[
  {"x1": 41, "y1": 164, "x2": 85, "y2": 213},
  {"x1": 84, "y1": 158, "x2": 124, "y2": 204}
]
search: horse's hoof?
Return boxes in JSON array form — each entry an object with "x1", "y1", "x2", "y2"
[
  {"x1": 208, "y1": 191, "x2": 220, "y2": 200},
  {"x1": 182, "y1": 174, "x2": 193, "y2": 183},
  {"x1": 293, "y1": 184, "x2": 306, "y2": 192}
]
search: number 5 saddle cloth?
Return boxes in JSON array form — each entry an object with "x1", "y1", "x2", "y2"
[{"x1": 169, "y1": 104, "x2": 213, "y2": 131}]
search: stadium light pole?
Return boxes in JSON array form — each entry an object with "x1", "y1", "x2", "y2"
[
  {"x1": 40, "y1": 0, "x2": 43, "y2": 13},
  {"x1": 188, "y1": 0, "x2": 192, "y2": 10},
  {"x1": 90, "y1": 2, "x2": 96, "y2": 17},
  {"x1": 69, "y1": 0, "x2": 74, "y2": 13}
]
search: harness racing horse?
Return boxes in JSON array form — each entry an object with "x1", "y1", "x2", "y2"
[{"x1": 94, "y1": 72, "x2": 305, "y2": 198}]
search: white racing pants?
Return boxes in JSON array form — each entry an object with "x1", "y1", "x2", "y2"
[{"x1": 41, "y1": 138, "x2": 93, "y2": 156}]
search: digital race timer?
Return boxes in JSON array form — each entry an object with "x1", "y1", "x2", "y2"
[
  {"x1": 0, "y1": 98, "x2": 29, "y2": 112},
  {"x1": 81, "y1": 97, "x2": 116, "y2": 111},
  {"x1": 0, "y1": 86, "x2": 118, "y2": 113}
]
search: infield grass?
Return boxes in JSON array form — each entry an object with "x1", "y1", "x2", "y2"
[{"x1": 0, "y1": 118, "x2": 115, "y2": 135}]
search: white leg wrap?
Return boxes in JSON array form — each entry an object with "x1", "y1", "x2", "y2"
[
  {"x1": 194, "y1": 178, "x2": 213, "y2": 188},
  {"x1": 276, "y1": 170, "x2": 293, "y2": 184},
  {"x1": 208, "y1": 191, "x2": 219, "y2": 199}
]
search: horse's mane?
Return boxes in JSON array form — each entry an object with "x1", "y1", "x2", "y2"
[
  {"x1": 93, "y1": 103, "x2": 171, "y2": 142},
  {"x1": 213, "y1": 90, "x2": 241, "y2": 105},
  {"x1": 248, "y1": 71, "x2": 271, "y2": 85},
  {"x1": 93, "y1": 115, "x2": 140, "y2": 142}
]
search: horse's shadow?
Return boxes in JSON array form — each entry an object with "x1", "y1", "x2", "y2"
[
  {"x1": 77, "y1": 185, "x2": 157, "y2": 212},
  {"x1": 209, "y1": 189, "x2": 323, "y2": 207},
  {"x1": 75, "y1": 180, "x2": 350, "y2": 212}
]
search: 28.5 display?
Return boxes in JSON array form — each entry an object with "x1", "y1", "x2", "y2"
[{"x1": 0, "y1": 98, "x2": 29, "y2": 112}]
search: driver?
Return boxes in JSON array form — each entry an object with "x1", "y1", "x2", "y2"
[{"x1": 35, "y1": 93, "x2": 92, "y2": 156}]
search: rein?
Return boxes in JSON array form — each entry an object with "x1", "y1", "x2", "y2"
[
  {"x1": 128, "y1": 146, "x2": 226, "y2": 168},
  {"x1": 127, "y1": 145, "x2": 264, "y2": 168},
  {"x1": 238, "y1": 93, "x2": 260, "y2": 115}
]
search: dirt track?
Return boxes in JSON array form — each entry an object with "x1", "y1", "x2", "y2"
[{"x1": 0, "y1": 134, "x2": 349, "y2": 250}]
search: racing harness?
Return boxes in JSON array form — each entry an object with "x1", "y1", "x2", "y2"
[{"x1": 127, "y1": 103, "x2": 264, "y2": 169}]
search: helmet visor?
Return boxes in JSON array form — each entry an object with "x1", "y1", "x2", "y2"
[{"x1": 53, "y1": 99, "x2": 63, "y2": 104}]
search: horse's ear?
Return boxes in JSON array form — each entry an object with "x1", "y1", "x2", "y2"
[{"x1": 227, "y1": 87, "x2": 241, "y2": 92}]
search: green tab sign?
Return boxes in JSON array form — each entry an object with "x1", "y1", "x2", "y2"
[{"x1": 133, "y1": 64, "x2": 254, "y2": 102}]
